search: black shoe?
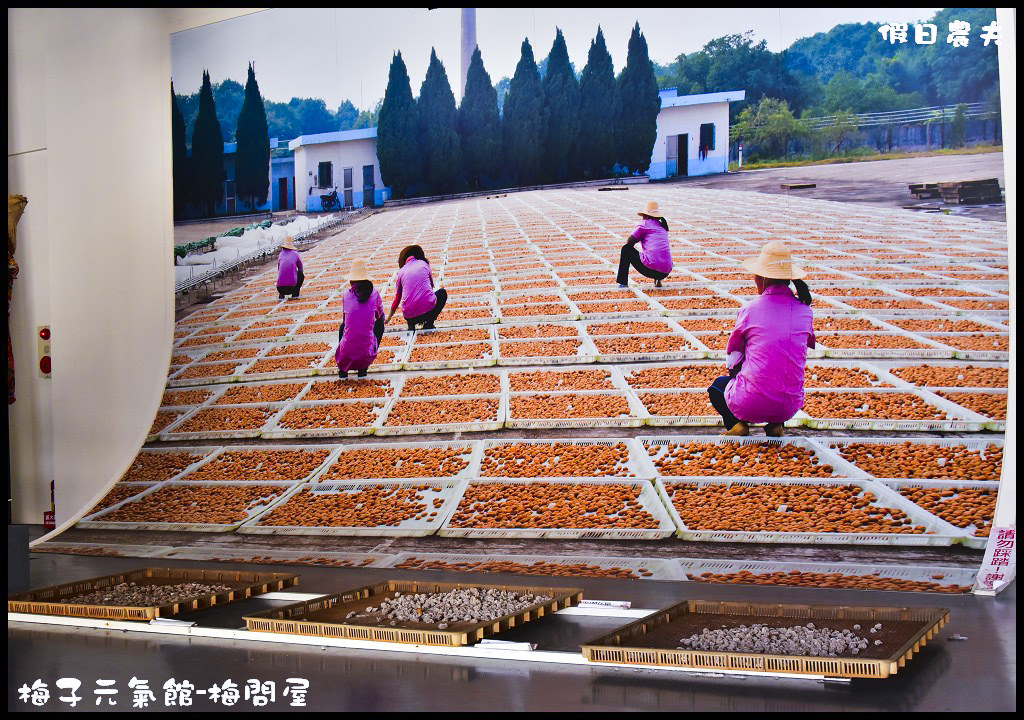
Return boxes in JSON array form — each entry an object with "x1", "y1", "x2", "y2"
[
  {"x1": 357, "y1": 369, "x2": 368, "y2": 378},
  {"x1": 279, "y1": 295, "x2": 285, "y2": 300},
  {"x1": 339, "y1": 371, "x2": 348, "y2": 379},
  {"x1": 423, "y1": 323, "x2": 435, "y2": 330},
  {"x1": 655, "y1": 279, "x2": 663, "y2": 288}
]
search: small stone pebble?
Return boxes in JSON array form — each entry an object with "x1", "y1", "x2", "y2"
[
  {"x1": 677, "y1": 623, "x2": 879, "y2": 657},
  {"x1": 60, "y1": 582, "x2": 234, "y2": 607},
  {"x1": 344, "y1": 587, "x2": 551, "y2": 628}
]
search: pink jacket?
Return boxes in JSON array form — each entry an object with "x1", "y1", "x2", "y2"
[
  {"x1": 392, "y1": 258, "x2": 437, "y2": 318},
  {"x1": 724, "y1": 284, "x2": 815, "y2": 423},
  {"x1": 335, "y1": 288, "x2": 384, "y2": 372},
  {"x1": 277, "y1": 248, "x2": 303, "y2": 286},
  {"x1": 633, "y1": 218, "x2": 673, "y2": 274}
]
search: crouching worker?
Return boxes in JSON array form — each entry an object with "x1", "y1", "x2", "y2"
[
  {"x1": 708, "y1": 241, "x2": 814, "y2": 437},
  {"x1": 335, "y1": 259, "x2": 385, "y2": 379},
  {"x1": 386, "y1": 244, "x2": 448, "y2": 331},
  {"x1": 617, "y1": 201, "x2": 673, "y2": 288},
  {"x1": 276, "y1": 236, "x2": 304, "y2": 299}
]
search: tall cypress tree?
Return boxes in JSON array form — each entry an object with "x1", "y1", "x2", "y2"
[
  {"x1": 234, "y1": 63, "x2": 271, "y2": 211},
  {"x1": 616, "y1": 23, "x2": 660, "y2": 175},
  {"x1": 541, "y1": 29, "x2": 580, "y2": 183},
  {"x1": 578, "y1": 27, "x2": 617, "y2": 179},
  {"x1": 503, "y1": 39, "x2": 546, "y2": 187},
  {"x1": 171, "y1": 81, "x2": 189, "y2": 220},
  {"x1": 457, "y1": 47, "x2": 502, "y2": 191},
  {"x1": 191, "y1": 70, "x2": 225, "y2": 216},
  {"x1": 377, "y1": 52, "x2": 420, "y2": 199},
  {"x1": 417, "y1": 49, "x2": 461, "y2": 195}
]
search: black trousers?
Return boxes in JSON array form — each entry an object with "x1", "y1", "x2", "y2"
[
  {"x1": 707, "y1": 375, "x2": 741, "y2": 430},
  {"x1": 616, "y1": 243, "x2": 668, "y2": 285},
  {"x1": 405, "y1": 288, "x2": 448, "y2": 330},
  {"x1": 277, "y1": 270, "x2": 305, "y2": 298}
]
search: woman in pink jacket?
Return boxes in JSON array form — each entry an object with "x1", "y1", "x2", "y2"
[
  {"x1": 385, "y1": 245, "x2": 448, "y2": 331},
  {"x1": 276, "y1": 236, "x2": 304, "y2": 299},
  {"x1": 335, "y1": 259, "x2": 385, "y2": 378},
  {"x1": 617, "y1": 201, "x2": 673, "y2": 288},
  {"x1": 708, "y1": 242, "x2": 815, "y2": 437}
]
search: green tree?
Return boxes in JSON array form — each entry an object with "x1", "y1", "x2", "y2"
[
  {"x1": 615, "y1": 22, "x2": 660, "y2": 174},
  {"x1": 458, "y1": 47, "x2": 502, "y2": 190},
  {"x1": 417, "y1": 49, "x2": 462, "y2": 195},
  {"x1": 820, "y1": 109, "x2": 862, "y2": 154},
  {"x1": 542, "y1": 29, "x2": 581, "y2": 182},
  {"x1": 234, "y1": 63, "x2": 271, "y2": 211},
  {"x1": 378, "y1": 52, "x2": 420, "y2": 199},
  {"x1": 353, "y1": 99, "x2": 382, "y2": 130},
  {"x1": 577, "y1": 27, "x2": 617, "y2": 179},
  {"x1": 950, "y1": 103, "x2": 968, "y2": 148},
  {"x1": 336, "y1": 99, "x2": 359, "y2": 130},
  {"x1": 171, "y1": 81, "x2": 189, "y2": 220},
  {"x1": 733, "y1": 97, "x2": 812, "y2": 159},
  {"x1": 289, "y1": 98, "x2": 335, "y2": 135},
  {"x1": 213, "y1": 79, "x2": 245, "y2": 141},
  {"x1": 190, "y1": 70, "x2": 225, "y2": 217},
  {"x1": 503, "y1": 39, "x2": 546, "y2": 186},
  {"x1": 494, "y1": 76, "x2": 511, "y2": 117}
]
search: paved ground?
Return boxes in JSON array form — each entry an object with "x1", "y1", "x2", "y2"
[{"x1": 669, "y1": 152, "x2": 1007, "y2": 222}]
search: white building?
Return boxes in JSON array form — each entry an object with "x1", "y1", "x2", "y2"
[
  {"x1": 289, "y1": 128, "x2": 388, "y2": 211},
  {"x1": 648, "y1": 89, "x2": 746, "y2": 179}
]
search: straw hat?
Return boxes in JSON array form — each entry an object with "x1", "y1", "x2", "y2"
[
  {"x1": 741, "y1": 241, "x2": 806, "y2": 280},
  {"x1": 279, "y1": 236, "x2": 297, "y2": 251},
  {"x1": 637, "y1": 201, "x2": 664, "y2": 219},
  {"x1": 346, "y1": 259, "x2": 373, "y2": 283}
]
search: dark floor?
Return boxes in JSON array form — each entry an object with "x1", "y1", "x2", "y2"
[{"x1": 8, "y1": 551, "x2": 1016, "y2": 712}]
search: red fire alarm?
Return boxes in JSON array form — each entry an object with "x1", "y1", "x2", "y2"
[{"x1": 38, "y1": 325, "x2": 51, "y2": 378}]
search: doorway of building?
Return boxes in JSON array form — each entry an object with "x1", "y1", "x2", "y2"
[
  {"x1": 363, "y1": 165, "x2": 375, "y2": 208},
  {"x1": 677, "y1": 134, "x2": 688, "y2": 177},
  {"x1": 343, "y1": 167, "x2": 354, "y2": 209},
  {"x1": 278, "y1": 178, "x2": 289, "y2": 211}
]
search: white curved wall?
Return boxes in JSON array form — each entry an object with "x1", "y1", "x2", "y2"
[{"x1": 7, "y1": 8, "x2": 264, "y2": 538}]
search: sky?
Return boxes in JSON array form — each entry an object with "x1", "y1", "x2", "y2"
[{"x1": 171, "y1": 8, "x2": 947, "y2": 110}]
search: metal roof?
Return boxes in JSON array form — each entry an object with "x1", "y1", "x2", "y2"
[
  {"x1": 660, "y1": 90, "x2": 746, "y2": 108},
  {"x1": 288, "y1": 127, "x2": 378, "y2": 151}
]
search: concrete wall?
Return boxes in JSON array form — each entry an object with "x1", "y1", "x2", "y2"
[
  {"x1": 294, "y1": 138, "x2": 384, "y2": 211},
  {"x1": 649, "y1": 102, "x2": 732, "y2": 179},
  {"x1": 7, "y1": 8, "x2": 265, "y2": 537}
]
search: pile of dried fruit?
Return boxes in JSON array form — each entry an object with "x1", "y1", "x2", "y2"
[
  {"x1": 593, "y1": 336, "x2": 692, "y2": 354},
  {"x1": 160, "y1": 389, "x2": 214, "y2": 407},
  {"x1": 233, "y1": 327, "x2": 291, "y2": 342},
  {"x1": 385, "y1": 397, "x2": 499, "y2": 426},
  {"x1": 416, "y1": 328, "x2": 490, "y2": 344},
  {"x1": 98, "y1": 484, "x2": 285, "y2": 524},
  {"x1": 480, "y1": 442, "x2": 633, "y2": 477},
  {"x1": 266, "y1": 342, "x2": 332, "y2": 357},
  {"x1": 679, "y1": 318, "x2": 736, "y2": 332},
  {"x1": 120, "y1": 451, "x2": 206, "y2": 483},
  {"x1": 508, "y1": 369, "x2": 614, "y2": 391},
  {"x1": 245, "y1": 356, "x2": 322, "y2": 374},
  {"x1": 659, "y1": 297, "x2": 741, "y2": 309},
  {"x1": 805, "y1": 366, "x2": 888, "y2": 387},
  {"x1": 499, "y1": 339, "x2": 584, "y2": 358},
  {"x1": 665, "y1": 483, "x2": 924, "y2": 533},
  {"x1": 401, "y1": 373, "x2": 500, "y2": 396},
  {"x1": 639, "y1": 393, "x2": 717, "y2": 417},
  {"x1": 649, "y1": 441, "x2": 836, "y2": 477},
  {"x1": 186, "y1": 449, "x2": 331, "y2": 482},
  {"x1": 802, "y1": 391, "x2": 948, "y2": 420},
  {"x1": 149, "y1": 411, "x2": 183, "y2": 434},
  {"x1": 625, "y1": 365, "x2": 723, "y2": 389},
  {"x1": 814, "y1": 317, "x2": 882, "y2": 332},
  {"x1": 889, "y1": 318, "x2": 1000, "y2": 333},
  {"x1": 257, "y1": 485, "x2": 442, "y2": 527},
  {"x1": 930, "y1": 335, "x2": 1008, "y2": 352},
  {"x1": 322, "y1": 446, "x2": 471, "y2": 479},
  {"x1": 500, "y1": 303, "x2": 572, "y2": 317},
  {"x1": 498, "y1": 324, "x2": 577, "y2": 339},
  {"x1": 687, "y1": 569, "x2": 971, "y2": 593},
  {"x1": 395, "y1": 557, "x2": 650, "y2": 579},
  {"x1": 587, "y1": 321, "x2": 674, "y2": 335},
  {"x1": 201, "y1": 348, "x2": 263, "y2": 363},
  {"x1": 215, "y1": 383, "x2": 305, "y2": 404},
  {"x1": 276, "y1": 403, "x2": 381, "y2": 430},
  {"x1": 176, "y1": 362, "x2": 247, "y2": 381},
  {"x1": 575, "y1": 300, "x2": 651, "y2": 313},
  {"x1": 693, "y1": 333, "x2": 730, "y2": 350},
  {"x1": 897, "y1": 486, "x2": 997, "y2": 535},
  {"x1": 817, "y1": 334, "x2": 929, "y2": 349},
  {"x1": 87, "y1": 485, "x2": 151, "y2": 514},
  {"x1": 448, "y1": 483, "x2": 659, "y2": 529},
  {"x1": 343, "y1": 587, "x2": 551, "y2": 629},
  {"x1": 510, "y1": 394, "x2": 632, "y2": 419},
  {"x1": 889, "y1": 364, "x2": 1007, "y2": 388},
  {"x1": 303, "y1": 379, "x2": 392, "y2": 400},
  {"x1": 173, "y1": 407, "x2": 274, "y2": 433},
  {"x1": 830, "y1": 441, "x2": 1002, "y2": 481},
  {"x1": 935, "y1": 391, "x2": 1007, "y2": 419},
  {"x1": 408, "y1": 343, "x2": 492, "y2": 363},
  {"x1": 676, "y1": 622, "x2": 882, "y2": 657}
]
